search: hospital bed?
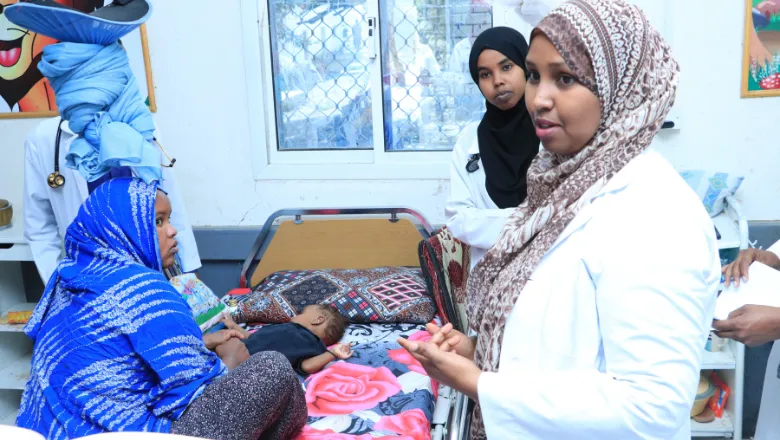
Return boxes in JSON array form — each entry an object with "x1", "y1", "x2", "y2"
[{"x1": 230, "y1": 208, "x2": 471, "y2": 440}]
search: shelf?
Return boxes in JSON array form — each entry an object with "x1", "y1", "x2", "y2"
[
  {"x1": 0, "y1": 303, "x2": 36, "y2": 333},
  {"x1": 0, "y1": 353, "x2": 31, "y2": 391},
  {"x1": 0, "y1": 409, "x2": 18, "y2": 426},
  {"x1": 701, "y1": 345, "x2": 736, "y2": 370},
  {"x1": 691, "y1": 411, "x2": 733, "y2": 437},
  {"x1": 0, "y1": 221, "x2": 32, "y2": 262}
]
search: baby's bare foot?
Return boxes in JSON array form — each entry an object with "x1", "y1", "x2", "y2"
[{"x1": 215, "y1": 338, "x2": 250, "y2": 370}]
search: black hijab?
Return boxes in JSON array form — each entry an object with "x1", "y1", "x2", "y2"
[{"x1": 469, "y1": 27, "x2": 539, "y2": 209}]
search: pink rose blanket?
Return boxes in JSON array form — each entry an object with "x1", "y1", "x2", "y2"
[{"x1": 245, "y1": 321, "x2": 438, "y2": 440}]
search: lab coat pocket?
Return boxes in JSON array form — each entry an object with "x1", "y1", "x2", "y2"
[{"x1": 538, "y1": 259, "x2": 599, "y2": 368}]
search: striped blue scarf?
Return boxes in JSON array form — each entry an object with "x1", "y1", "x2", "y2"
[{"x1": 17, "y1": 178, "x2": 225, "y2": 439}]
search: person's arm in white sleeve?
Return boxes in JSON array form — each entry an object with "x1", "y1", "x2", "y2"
[
  {"x1": 157, "y1": 167, "x2": 200, "y2": 273},
  {"x1": 445, "y1": 126, "x2": 514, "y2": 250},
  {"x1": 154, "y1": 130, "x2": 201, "y2": 273},
  {"x1": 23, "y1": 136, "x2": 64, "y2": 283},
  {"x1": 477, "y1": 203, "x2": 718, "y2": 439}
]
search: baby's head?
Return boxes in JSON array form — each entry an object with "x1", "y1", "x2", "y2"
[{"x1": 291, "y1": 304, "x2": 348, "y2": 346}]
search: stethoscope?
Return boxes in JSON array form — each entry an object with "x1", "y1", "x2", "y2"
[
  {"x1": 47, "y1": 119, "x2": 67, "y2": 189},
  {"x1": 48, "y1": 118, "x2": 177, "y2": 189},
  {"x1": 466, "y1": 154, "x2": 480, "y2": 173}
]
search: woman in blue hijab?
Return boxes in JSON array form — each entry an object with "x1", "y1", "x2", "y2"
[{"x1": 17, "y1": 178, "x2": 307, "y2": 440}]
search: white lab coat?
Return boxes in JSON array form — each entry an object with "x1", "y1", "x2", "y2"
[
  {"x1": 444, "y1": 1, "x2": 554, "y2": 269},
  {"x1": 477, "y1": 150, "x2": 721, "y2": 440},
  {"x1": 754, "y1": 240, "x2": 780, "y2": 440},
  {"x1": 24, "y1": 117, "x2": 202, "y2": 283},
  {"x1": 445, "y1": 122, "x2": 518, "y2": 269}
]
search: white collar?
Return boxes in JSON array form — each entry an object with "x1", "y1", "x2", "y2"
[
  {"x1": 61, "y1": 119, "x2": 75, "y2": 136},
  {"x1": 467, "y1": 122, "x2": 481, "y2": 155}
]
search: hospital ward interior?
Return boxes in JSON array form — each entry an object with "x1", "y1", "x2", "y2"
[{"x1": 1, "y1": 0, "x2": 780, "y2": 439}]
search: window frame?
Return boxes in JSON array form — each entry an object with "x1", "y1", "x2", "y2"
[{"x1": 242, "y1": 0, "x2": 500, "y2": 181}]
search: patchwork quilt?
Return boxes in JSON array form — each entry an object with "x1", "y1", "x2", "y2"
[{"x1": 234, "y1": 267, "x2": 436, "y2": 325}]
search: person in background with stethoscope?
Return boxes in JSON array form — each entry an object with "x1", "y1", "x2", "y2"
[
  {"x1": 23, "y1": 116, "x2": 201, "y2": 284},
  {"x1": 445, "y1": 25, "x2": 541, "y2": 269}
]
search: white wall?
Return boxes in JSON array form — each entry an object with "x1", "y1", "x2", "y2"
[{"x1": 0, "y1": 0, "x2": 778, "y2": 228}]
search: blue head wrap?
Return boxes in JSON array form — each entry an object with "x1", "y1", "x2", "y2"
[
  {"x1": 37, "y1": 42, "x2": 162, "y2": 184},
  {"x1": 18, "y1": 178, "x2": 225, "y2": 438}
]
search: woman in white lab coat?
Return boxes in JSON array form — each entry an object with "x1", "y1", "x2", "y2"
[
  {"x1": 23, "y1": 117, "x2": 201, "y2": 284},
  {"x1": 446, "y1": 27, "x2": 540, "y2": 269},
  {"x1": 400, "y1": 1, "x2": 720, "y2": 439}
]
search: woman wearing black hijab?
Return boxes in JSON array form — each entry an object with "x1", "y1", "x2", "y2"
[{"x1": 445, "y1": 26, "x2": 541, "y2": 269}]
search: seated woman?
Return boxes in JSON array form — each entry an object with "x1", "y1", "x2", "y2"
[
  {"x1": 401, "y1": 1, "x2": 720, "y2": 439},
  {"x1": 17, "y1": 178, "x2": 306, "y2": 440},
  {"x1": 445, "y1": 26, "x2": 540, "y2": 269}
]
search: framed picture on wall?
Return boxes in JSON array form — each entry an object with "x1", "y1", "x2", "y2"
[
  {"x1": 742, "y1": 0, "x2": 780, "y2": 98},
  {"x1": 0, "y1": 0, "x2": 156, "y2": 119}
]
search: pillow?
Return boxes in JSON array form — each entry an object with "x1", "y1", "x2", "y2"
[
  {"x1": 170, "y1": 273, "x2": 226, "y2": 332},
  {"x1": 418, "y1": 227, "x2": 470, "y2": 332},
  {"x1": 230, "y1": 267, "x2": 435, "y2": 324},
  {"x1": 679, "y1": 170, "x2": 744, "y2": 217}
]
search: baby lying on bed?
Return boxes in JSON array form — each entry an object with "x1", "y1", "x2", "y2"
[{"x1": 218, "y1": 305, "x2": 354, "y2": 374}]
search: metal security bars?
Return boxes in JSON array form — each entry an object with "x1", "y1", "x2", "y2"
[{"x1": 266, "y1": 0, "x2": 492, "y2": 152}]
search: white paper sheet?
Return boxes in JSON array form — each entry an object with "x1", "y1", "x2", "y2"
[{"x1": 714, "y1": 262, "x2": 780, "y2": 320}]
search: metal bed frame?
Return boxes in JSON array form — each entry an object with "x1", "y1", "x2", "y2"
[{"x1": 235, "y1": 208, "x2": 470, "y2": 440}]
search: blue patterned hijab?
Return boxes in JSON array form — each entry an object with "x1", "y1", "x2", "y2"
[{"x1": 18, "y1": 178, "x2": 225, "y2": 439}]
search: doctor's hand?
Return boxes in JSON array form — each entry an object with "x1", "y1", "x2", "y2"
[
  {"x1": 426, "y1": 323, "x2": 476, "y2": 360},
  {"x1": 723, "y1": 248, "x2": 780, "y2": 287},
  {"x1": 713, "y1": 305, "x2": 780, "y2": 346},
  {"x1": 397, "y1": 337, "x2": 482, "y2": 401}
]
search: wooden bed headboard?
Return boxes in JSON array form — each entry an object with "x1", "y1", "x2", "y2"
[{"x1": 243, "y1": 209, "x2": 433, "y2": 288}]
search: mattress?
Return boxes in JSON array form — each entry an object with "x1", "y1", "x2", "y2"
[{"x1": 244, "y1": 321, "x2": 437, "y2": 439}]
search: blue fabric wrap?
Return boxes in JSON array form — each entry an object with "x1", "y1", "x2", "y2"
[
  {"x1": 38, "y1": 42, "x2": 161, "y2": 184},
  {"x1": 16, "y1": 178, "x2": 226, "y2": 439}
]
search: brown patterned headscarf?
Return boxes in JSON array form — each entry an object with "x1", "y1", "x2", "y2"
[{"x1": 466, "y1": 0, "x2": 680, "y2": 438}]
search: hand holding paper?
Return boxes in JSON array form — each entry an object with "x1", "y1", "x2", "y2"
[
  {"x1": 715, "y1": 262, "x2": 780, "y2": 320},
  {"x1": 713, "y1": 262, "x2": 780, "y2": 346}
]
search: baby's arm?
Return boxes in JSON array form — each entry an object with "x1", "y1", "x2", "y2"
[
  {"x1": 300, "y1": 343, "x2": 354, "y2": 374},
  {"x1": 300, "y1": 352, "x2": 337, "y2": 374}
]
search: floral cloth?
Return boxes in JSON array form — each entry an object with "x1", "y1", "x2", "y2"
[
  {"x1": 240, "y1": 321, "x2": 438, "y2": 440},
  {"x1": 171, "y1": 273, "x2": 226, "y2": 332},
  {"x1": 418, "y1": 227, "x2": 470, "y2": 331}
]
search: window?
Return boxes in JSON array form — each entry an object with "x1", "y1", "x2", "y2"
[
  {"x1": 243, "y1": 0, "x2": 493, "y2": 179},
  {"x1": 379, "y1": 1, "x2": 492, "y2": 152}
]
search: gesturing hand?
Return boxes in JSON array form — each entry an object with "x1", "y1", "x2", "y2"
[
  {"x1": 397, "y1": 337, "x2": 482, "y2": 401},
  {"x1": 426, "y1": 322, "x2": 476, "y2": 360}
]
